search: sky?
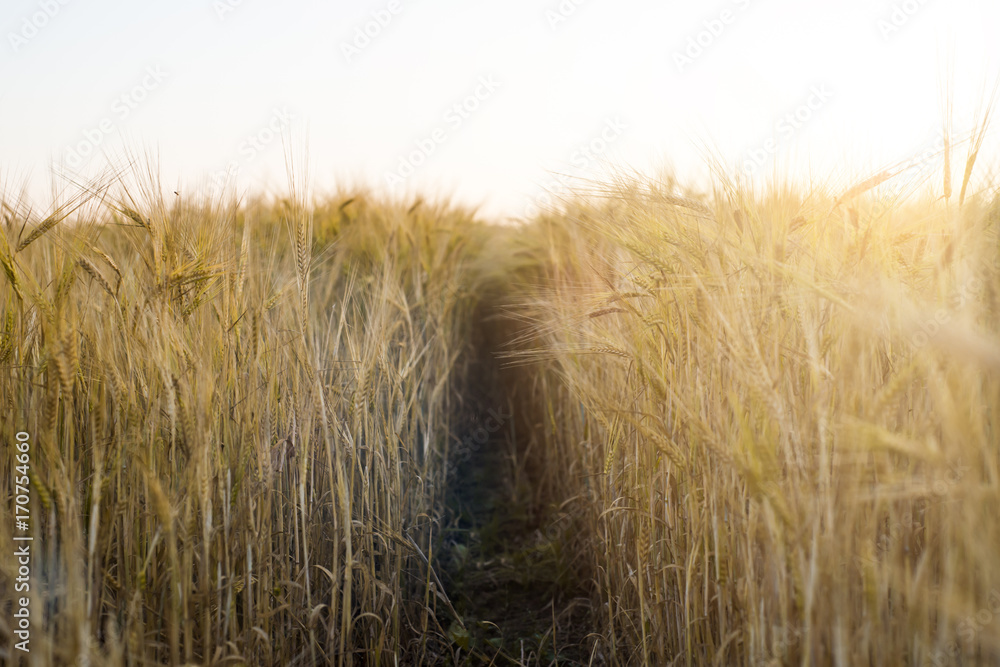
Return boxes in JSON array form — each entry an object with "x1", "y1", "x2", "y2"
[{"x1": 1, "y1": 0, "x2": 998, "y2": 221}]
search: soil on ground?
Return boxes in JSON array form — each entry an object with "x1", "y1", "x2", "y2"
[{"x1": 434, "y1": 308, "x2": 597, "y2": 666}]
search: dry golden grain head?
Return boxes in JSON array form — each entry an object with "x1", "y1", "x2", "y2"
[
  {"x1": 56, "y1": 347, "x2": 74, "y2": 399},
  {"x1": 27, "y1": 465, "x2": 52, "y2": 512},
  {"x1": 654, "y1": 436, "x2": 687, "y2": 469},
  {"x1": 15, "y1": 215, "x2": 61, "y2": 253},
  {"x1": 588, "y1": 307, "x2": 626, "y2": 318},
  {"x1": 172, "y1": 375, "x2": 195, "y2": 451},
  {"x1": 43, "y1": 373, "x2": 60, "y2": 433},
  {"x1": 0, "y1": 335, "x2": 13, "y2": 367},
  {"x1": 118, "y1": 205, "x2": 147, "y2": 228},
  {"x1": 590, "y1": 344, "x2": 630, "y2": 358},
  {"x1": 236, "y1": 223, "x2": 250, "y2": 301},
  {"x1": 263, "y1": 286, "x2": 285, "y2": 311},
  {"x1": 603, "y1": 433, "x2": 619, "y2": 476},
  {"x1": 637, "y1": 514, "x2": 650, "y2": 565},
  {"x1": 146, "y1": 474, "x2": 173, "y2": 529},
  {"x1": 0, "y1": 243, "x2": 23, "y2": 300},
  {"x1": 92, "y1": 246, "x2": 122, "y2": 288},
  {"x1": 834, "y1": 170, "x2": 894, "y2": 208},
  {"x1": 54, "y1": 259, "x2": 77, "y2": 309},
  {"x1": 108, "y1": 367, "x2": 127, "y2": 403},
  {"x1": 78, "y1": 257, "x2": 115, "y2": 298}
]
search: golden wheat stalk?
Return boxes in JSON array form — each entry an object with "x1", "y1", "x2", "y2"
[
  {"x1": 91, "y1": 246, "x2": 123, "y2": 290},
  {"x1": 78, "y1": 257, "x2": 115, "y2": 298},
  {"x1": 15, "y1": 215, "x2": 61, "y2": 252},
  {"x1": 958, "y1": 78, "x2": 998, "y2": 208},
  {"x1": 832, "y1": 170, "x2": 894, "y2": 209}
]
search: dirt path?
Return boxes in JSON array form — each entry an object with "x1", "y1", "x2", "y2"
[{"x1": 434, "y1": 309, "x2": 595, "y2": 666}]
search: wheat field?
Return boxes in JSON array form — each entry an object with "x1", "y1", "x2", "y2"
[{"x1": 1, "y1": 152, "x2": 998, "y2": 666}]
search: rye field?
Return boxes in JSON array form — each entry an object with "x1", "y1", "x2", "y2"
[{"x1": 1, "y1": 156, "x2": 999, "y2": 666}]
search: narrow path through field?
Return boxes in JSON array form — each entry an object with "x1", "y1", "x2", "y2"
[{"x1": 436, "y1": 308, "x2": 594, "y2": 665}]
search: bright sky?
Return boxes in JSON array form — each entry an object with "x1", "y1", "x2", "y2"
[{"x1": 1, "y1": 0, "x2": 998, "y2": 220}]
